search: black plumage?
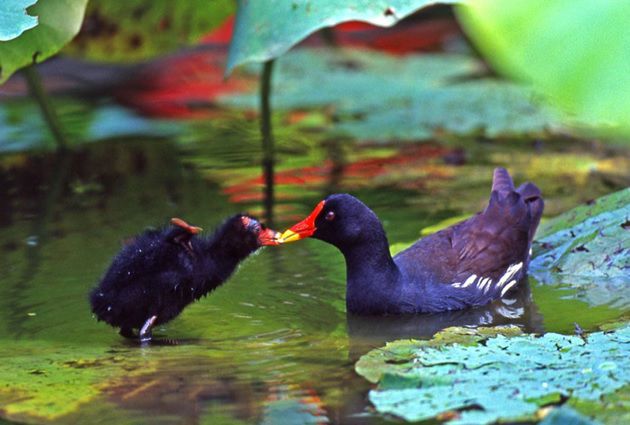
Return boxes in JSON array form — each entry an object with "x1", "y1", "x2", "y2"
[
  {"x1": 279, "y1": 168, "x2": 544, "y2": 315},
  {"x1": 90, "y1": 214, "x2": 278, "y2": 341}
]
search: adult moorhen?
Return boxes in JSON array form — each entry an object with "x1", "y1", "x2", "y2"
[
  {"x1": 278, "y1": 168, "x2": 544, "y2": 315},
  {"x1": 90, "y1": 215, "x2": 279, "y2": 341}
]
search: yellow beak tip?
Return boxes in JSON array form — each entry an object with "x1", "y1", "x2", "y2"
[{"x1": 278, "y1": 229, "x2": 301, "y2": 244}]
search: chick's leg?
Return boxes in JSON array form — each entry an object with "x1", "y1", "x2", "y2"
[{"x1": 139, "y1": 315, "x2": 158, "y2": 343}]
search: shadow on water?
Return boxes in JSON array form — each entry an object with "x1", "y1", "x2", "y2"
[{"x1": 346, "y1": 279, "x2": 543, "y2": 358}]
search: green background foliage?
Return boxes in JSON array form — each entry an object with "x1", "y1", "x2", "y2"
[
  {"x1": 222, "y1": 48, "x2": 557, "y2": 142},
  {"x1": 66, "y1": 0, "x2": 235, "y2": 62},
  {"x1": 458, "y1": 0, "x2": 630, "y2": 136}
]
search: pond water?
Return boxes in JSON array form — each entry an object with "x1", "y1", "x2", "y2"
[{"x1": 0, "y1": 101, "x2": 627, "y2": 424}]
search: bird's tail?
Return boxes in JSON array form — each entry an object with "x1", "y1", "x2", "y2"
[
  {"x1": 489, "y1": 168, "x2": 544, "y2": 245},
  {"x1": 517, "y1": 181, "x2": 544, "y2": 244},
  {"x1": 492, "y1": 167, "x2": 515, "y2": 194}
]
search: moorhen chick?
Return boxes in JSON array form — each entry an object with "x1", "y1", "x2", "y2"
[
  {"x1": 278, "y1": 168, "x2": 544, "y2": 315},
  {"x1": 90, "y1": 215, "x2": 279, "y2": 341}
]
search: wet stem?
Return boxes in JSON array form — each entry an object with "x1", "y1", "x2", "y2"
[
  {"x1": 260, "y1": 59, "x2": 275, "y2": 226},
  {"x1": 22, "y1": 64, "x2": 69, "y2": 150}
]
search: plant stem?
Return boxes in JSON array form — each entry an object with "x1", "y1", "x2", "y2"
[
  {"x1": 260, "y1": 59, "x2": 275, "y2": 226},
  {"x1": 22, "y1": 64, "x2": 69, "y2": 150}
]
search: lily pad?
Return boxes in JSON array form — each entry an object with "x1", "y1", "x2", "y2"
[
  {"x1": 457, "y1": 1, "x2": 630, "y2": 137},
  {"x1": 0, "y1": 0, "x2": 88, "y2": 83},
  {"x1": 359, "y1": 324, "x2": 630, "y2": 424},
  {"x1": 355, "y1": 325, "x2": 523, "y2": 383},
  {"x1": 0, "y1": 0, "x2": 38, "y2": 41},
  {"x1": 226, "y1": 0, "x2": 462, "y2": 74},
  {"x1": 221, "y1": 48, "x2": 558, "y2": 142},
  {"x1": 0, "y1": 342, "x2": 155, "y2": 421},
  {"x1": 530, "y1": 188, "x2": 630, "y2": 309}
]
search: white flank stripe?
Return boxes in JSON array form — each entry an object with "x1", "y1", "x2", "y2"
[
  {"x1": 497, "y1": 262, "x2": 523, "y2": 288},
  {"x1": 477, "y1": 277, "x2": 490, "y2": 291},
  {"x1": 461, "y1": 274, "x2": 477, "y2": 288},
  {"x1": 481, "y1": 277, "x2": 493, "y2": 294},
  {"x1": 501, "y1": 279, "x2": 518, "y2": 296},
  {"x1": 452, "y1": 282, "x2": 462, "y2": 288}
]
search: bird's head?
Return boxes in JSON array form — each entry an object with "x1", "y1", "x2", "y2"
[{"x1": 278, "y1": 194, "x2": 383, "y2": 249}]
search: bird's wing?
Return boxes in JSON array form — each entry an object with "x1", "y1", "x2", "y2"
[{"x1": 397, "y1": 168, "x2": 540, "y2": 286}]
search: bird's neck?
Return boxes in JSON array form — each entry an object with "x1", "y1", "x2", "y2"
[
  {"x1": 200, "y1": 231, "x2": 252, "y2": 285},
  {"x1": 340, "y1": 237, "x2": 402, "y2": 314}
]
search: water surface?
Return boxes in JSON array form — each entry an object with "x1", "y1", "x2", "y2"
[{"x1": 0, "y1": 104, "x2": 627, "y2": 424}]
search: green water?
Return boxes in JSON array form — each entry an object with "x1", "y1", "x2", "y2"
[{"x1": 0, "y1": 108, "x2": 627, "y2": 424}]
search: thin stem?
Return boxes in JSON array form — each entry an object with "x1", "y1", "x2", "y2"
[
  {"x1": 22, "y1": 64, "x2": 69, "y2": 150},
  {"x1": 260, "y1": 59, "x2": 275, "y2": 226}
]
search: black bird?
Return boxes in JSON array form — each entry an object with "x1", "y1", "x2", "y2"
[
  {"x1": 278, "y1": 168, "x2": 544, "y2": 315},
  {"x1": 90, "y1": 215, "x2": 278, "y2": 341}
]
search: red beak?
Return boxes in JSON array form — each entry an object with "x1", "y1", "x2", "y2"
[
  {"x1": 279, "y1": 201, "x2": 325, "y2": 243},
  {"x1": 258, "y1": 227, "x2": 281, "y2": 246}
]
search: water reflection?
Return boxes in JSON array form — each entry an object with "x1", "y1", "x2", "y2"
[{"x1": 346, "y1": 278, "x2": 543, "y2": 357}]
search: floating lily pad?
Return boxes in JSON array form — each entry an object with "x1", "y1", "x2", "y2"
[
  {"x1": 221, "y1": 48, "x2": 559, "y2": 142},
  {"x1": 355, "y1": 325, "x2": 523, "y2": 383},
  {"x1": 0, "y1": 0, "x2": 38, "y2": 41},
  {"x1": 0, "y1": 342, "x2": 155, "y2": 421},
  {"x1": 530, "y1": 188, "x2": 630, "y2": 310},
  {"x1": 0, "y1": 0, "x2": 88, "y2": 83},
  {"x1": 359, "y1": 324, "x2": 630, "y2": 424}
]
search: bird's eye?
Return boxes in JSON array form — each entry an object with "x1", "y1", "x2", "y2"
[{"x1": 325, "y1": 211, "x2": 335, "y2": 221}]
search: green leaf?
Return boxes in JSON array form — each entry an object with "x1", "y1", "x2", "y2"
[
  {"x1": 0, "y1": 0, "x2": 38, "y2": 41},
  {"x1": 65, "y1": 0, "x2": 235, "y2": 62},
  {"x1": 226, "y1": 0, "x2": 462, "y2": 73},
  {"x1": 457, "y1": 1, "x2": 630, "y2": 137},
  {"x1": 530, "y1": 188, "x2": 630, "y2": 309},
  {"x1": 221, "y1": 48, "x2": 559, "y2": 141},
  {"x1": 355, "y1": 325, "x2": 522, "y2": 383},
  {"x1": 0, "y1": 0, "x2": 88, "y2": 84},
  {"x1": 359, "y1": 325, "x2": 630, "y2": 424}
]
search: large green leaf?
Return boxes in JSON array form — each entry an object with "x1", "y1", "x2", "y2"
[
  {"x1": 359, "y1": 324, "x2": 630, "y2": 424},
  {"x1": 66, "y1": 0, "x2": 235, "y2": 62},
  {"x1": 226, "y1": 0, "x2": 462, "y2": 73},
  {"x1": 457, "y1": 1, "x2": 630, "y2": 136},
  {"x1": 0, "y1": 0, "x2": 87, "y2": 84},
  {"x1": 221, "y1": 48, "x2": 558, "y2": 141},
  {"x1": 530, "y1": 188, "x2": 630, "y2": 310},
  {"x1": 0, "y1": 0, "x2": 38, "y2": 41}
]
